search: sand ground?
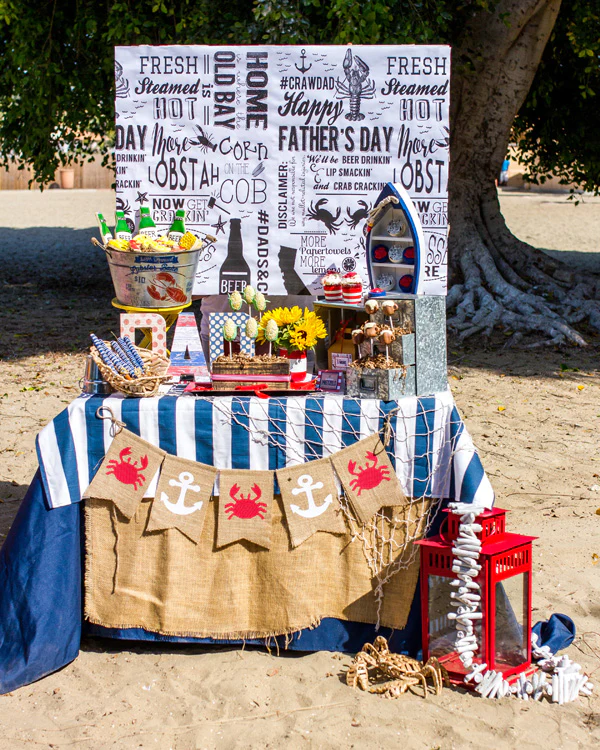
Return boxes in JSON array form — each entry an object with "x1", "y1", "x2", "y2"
[{"x1": 0, "y1": 189, "x2": 599, "y2": 748}]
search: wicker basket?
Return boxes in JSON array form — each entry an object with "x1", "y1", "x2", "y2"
[{"x1": 90, "y1": 344, "x2": 171, "y2": 398}]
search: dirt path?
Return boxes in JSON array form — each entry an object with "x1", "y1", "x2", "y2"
[{"x1": 0, "y1": 190, "x2": 599, "y2": 749}]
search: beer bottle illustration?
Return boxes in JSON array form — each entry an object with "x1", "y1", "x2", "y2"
[{"x1": 219, "y1": 219, "x2": 251, "y2": 294}]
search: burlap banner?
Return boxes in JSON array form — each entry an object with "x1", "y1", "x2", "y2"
[
  {"x1": 146, "y1": 455, "x2": 217, "y2": 544},
  {"x1": 277, "y1": 459, "x2": 347, "y2": 548},
  {"x1": 217, "y1": 470, "x2": 273, "y2": 550},
  {"x1": 84, "y1": 429, "x2": 165, "y2": 519},
  {"x1": 331, "y1": 433, "x2": 405, "y2": 524}
]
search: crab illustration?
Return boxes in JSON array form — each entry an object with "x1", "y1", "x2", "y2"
[
  {"x1": 346, "y1": 636, "x2": 449, "y2": 699},
  {"x1": 345, "y1": 200, "x2": 371, "y2": 229},
  {"x1": 225, "y1": 483, "x2": 267, "y2": 520},
  {"x1": 335, "y1": 49, "x2": 376, "y2": 121},
  {"x1": 306, "y1": 199, "x2": 342, "y2": 234},
  {"x1": 147, "y1": 272, "x2": 188, "y2": 303},
  {"x1": 105, "y1": 447, "x2": 148, "y2": 490},
  {"x1": 347, "y1": 451, "x2": 391, "y2": 495}
]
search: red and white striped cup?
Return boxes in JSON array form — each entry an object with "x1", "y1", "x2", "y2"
[
  {"x1": 323, "y1": 283, "x2": 343, "y2": 301},
  {"x1": 342, "y1": 283, "x2": 363, "y2": 305}
]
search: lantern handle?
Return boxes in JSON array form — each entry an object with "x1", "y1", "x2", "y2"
[{"x1": 438, "y1": 513, "x2": 450, "y2": 543}]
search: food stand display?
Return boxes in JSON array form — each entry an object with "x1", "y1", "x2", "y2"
[{"x1": 3, "y1": 44, "x2": 536, "y2": 699}]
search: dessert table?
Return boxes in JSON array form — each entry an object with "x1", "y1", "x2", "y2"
[{"x1": 0, "y1": 391, "x2": 493, "y2": 694}]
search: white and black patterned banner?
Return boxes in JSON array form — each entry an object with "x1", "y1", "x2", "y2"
[{"x1": 114, "y1": 45, "x2": 450, "y2": 296}]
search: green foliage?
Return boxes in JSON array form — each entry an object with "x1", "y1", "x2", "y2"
[
  {"x1": 0, "y1": 0, "x2": 254, "y2": 184},
  {"x1": 0, "y1": 0, "x2": 597, "y2": 193},
  {"x1": 513, "y1": 0, "x2": 600, "y2": 194}
]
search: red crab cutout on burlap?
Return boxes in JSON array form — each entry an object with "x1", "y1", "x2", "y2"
[
  {"x1": 225, "y1": 483, "x2": 267, "y2": 520},
  {"x1": 105, "y1": 447, "x2": 149, "y2": 491},
  {"x1": 347, "y1": 451, "x2": 391, "y2": 495}
]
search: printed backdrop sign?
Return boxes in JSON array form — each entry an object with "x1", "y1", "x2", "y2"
[{"x1": 115, "y1": 45, "x2": 450, "y2": 296}]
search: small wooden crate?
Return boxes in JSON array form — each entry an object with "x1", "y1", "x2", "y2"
[
  {"x1": 211, "y1": 357, "x2": 291, "y2": 391},
  {"x1": 346, "y1": 365, "x2": 416, "y2": 400}
]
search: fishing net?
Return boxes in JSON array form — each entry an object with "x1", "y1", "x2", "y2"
[{"x1": 210, "y1": 395, "x2": 463, "y2": 626}]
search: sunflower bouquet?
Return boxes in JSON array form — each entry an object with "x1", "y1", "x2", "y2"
[{"x1": 256, "y1": 306, "x2": 327, "y2": 352}]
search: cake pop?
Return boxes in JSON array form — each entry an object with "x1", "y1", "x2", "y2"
[
  {"x1": 223, "y1": 318, "x2": 237, "y2": 359},
  {"x1": 364, "y1": 321, "x2": 378, "y2": 357},
  {"x1": 381, "y1": 300, "x2": 398, "y2": 329},
  {"x1": 379, "y1": 328, "x2": 395, "y2": 363},
  {"x1": 365, "y1": 299, "x2": 379, "y2": 315}
]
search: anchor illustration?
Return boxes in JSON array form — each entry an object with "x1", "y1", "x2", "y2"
[
  {"x1": 295, "y1": 49, "x2": 312, "y2": 74},
  {"x1": 290, "y1": 474, "x2": 332, "y2": 518},
  {"x1": 160, "y1": 471, "x2": 203, "y2": 516}
]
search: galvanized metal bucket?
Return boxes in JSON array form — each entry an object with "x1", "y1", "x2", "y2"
[
  {"x1": 102, "y1": 245, "x2": 201, "y2": 309},
  {"x1": 79, "y1": 355, "x2": 114, "y2": 395}
]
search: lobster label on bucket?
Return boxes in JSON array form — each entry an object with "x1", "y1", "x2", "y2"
[
  {"x1": 83, "y1": 429, "x2": 166, "y2": 519},
  {"x1": 330, "y1": 434, "x2": 406, "y2": 524},
  {"x1": 114, "y1": 45, "x2": 450, "y2": 296},
  {"x1": 216, "y1": 470, "x2": 274, "y2": 549}
]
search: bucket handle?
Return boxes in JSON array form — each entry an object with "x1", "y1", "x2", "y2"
[{"x1": 91, "y1": 237, "x2": 111, "y2": 257}]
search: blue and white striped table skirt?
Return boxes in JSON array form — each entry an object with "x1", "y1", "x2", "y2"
[{"x1": 37, "y1": 391, "x2": 493, "y2": 510}]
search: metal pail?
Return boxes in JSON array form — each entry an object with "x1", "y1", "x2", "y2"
[
  {"x1": 79, "y1": 355, "x2": 114, "y2": 395},
  {"x1": 103, "y1": 246, "x2": 201, "y2": 308}
]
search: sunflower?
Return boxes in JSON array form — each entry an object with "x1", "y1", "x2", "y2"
[
  {"x1": 288, "y1": 309, "x2": 327, "y2": 351},
  {"x1": 276, "y1": 306, "x2": 303, "y2": 326},
  {"x1": 256, "y1": 306, "x2": 304, "y2": 343}
]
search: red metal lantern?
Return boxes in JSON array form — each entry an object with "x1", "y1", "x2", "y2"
[{"x1": 416, "y1": 508, "x2": 536, "y2": 685}]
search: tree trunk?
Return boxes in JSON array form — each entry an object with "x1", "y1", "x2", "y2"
[{"x1": 448, "y1": 0, "x2": 600, "y2": 346}]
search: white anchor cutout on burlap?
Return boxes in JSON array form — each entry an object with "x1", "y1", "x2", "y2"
[
  {"x1": 161, "y1": 471, "x2": 203, "y2": 516},
  {"x1": 290, "y1": 474, "x2": 332, "y2": 518}
]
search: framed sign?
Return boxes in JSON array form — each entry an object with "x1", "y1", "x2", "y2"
[
  {"x1": 316, "y1": 370, "x2": 345, "y2": 393},
  {"x1": 115, "y1": 45, "x2": 450, "y2": 297},
  {"x1": 330, "y1": 351, "x2": 354, "y2": 371}
]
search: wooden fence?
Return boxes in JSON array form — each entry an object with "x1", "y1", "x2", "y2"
[{"x1": 0, "y1": 156, "x2": 114, "y2": 190}]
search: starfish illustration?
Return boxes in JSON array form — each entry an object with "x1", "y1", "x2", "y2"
[
  {"x1": 135, "y1": 191, "x2": 149, "y2": 204},
  {"x1": 211, "y1": 215, "x2": 227, "y2": 235}
]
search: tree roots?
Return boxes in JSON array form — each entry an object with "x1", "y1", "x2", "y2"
[{"x1": 447, "y1": 203, "x2": 600, "y2": 348}]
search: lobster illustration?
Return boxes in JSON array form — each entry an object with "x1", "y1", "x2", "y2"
[
  {"x1": 105, "y1": 447, "x2": 148, "y2": 490},
  {"x1": 115, "y1": 60, "x2": 130, "y2": 99},
  {"x1": 225, "y1": 483, "x2": 268, "y2": 520},
  {"x1": 347, "y1": 451, "x2": 391, "y2": 495},
  {"x1": 335, "y1": 49, "x2": 376, "y2": 122},
  {"x1": 345, "y1": 200, "x2": 371, "y2": 229},
  {"x1": 147, "y1": 272, "x2": 188, "y2": 304},
  {"x1": 306, "y1": 198, "x2": 342, "y2": 234},
  {"x1": 189, "y1": 125, "x2": 217, "y2": 153}
]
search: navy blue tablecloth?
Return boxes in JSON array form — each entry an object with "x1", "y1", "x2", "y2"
[{"x1": 0, "y1": 471, "x2": 426, "y2": 694}]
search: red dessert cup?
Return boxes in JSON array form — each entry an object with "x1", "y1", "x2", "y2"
[
  {"x1": 323, "y1": 283, "x2": 343, "y2": 301},
  {"x1": 342, "y1": 283, "x2": 363, "y2": 305}
]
